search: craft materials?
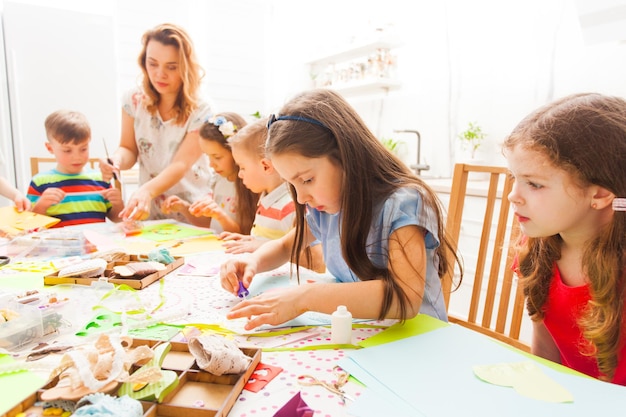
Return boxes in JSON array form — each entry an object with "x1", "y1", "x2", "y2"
[
  {"x1": 330, "y1": 305, "x2": 352, "y2": 344},
  {"x1": 188, "y1": 334, "x2": 252, "y2": 376},
  {"x1": 237, "y1": 281, "x2": 249, "y2": 299},
  {"x1": 103, "y1": 137, "x2": 118, "y2": 183},
  {"x1": 57, "y1": 258, "x2": 107, "y2": 278},
  {"x1": 297, "y1": 367, "x2": 353, "y2": 405}
]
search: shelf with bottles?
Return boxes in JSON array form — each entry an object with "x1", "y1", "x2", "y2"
[{"x1": 307, "y1": 37, "x2": 402, "y2": 94}]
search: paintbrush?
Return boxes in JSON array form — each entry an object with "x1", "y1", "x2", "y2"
[{"x1": 102, "y1": 138, "x2": 118, "y2": 183}]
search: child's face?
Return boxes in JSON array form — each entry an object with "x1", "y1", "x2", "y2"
[
  {"x1": 270, "y1": 152, "x2": 343, "y2": 214},
  {"x1": 145, "y1": 40, "x2": 182, "y2": 97},
  {"x1": 199, "y1": 139, "x2": 237, "y2": 182},
  {"x1": 231, "y1": 146, "x2": 268, "y2": 194},
  {"x1": 506, "y1": 145, "x2": 599, "y2": 239},
  {"x1": 45, "y1": 138, "x2": 91, "y2": 175}
]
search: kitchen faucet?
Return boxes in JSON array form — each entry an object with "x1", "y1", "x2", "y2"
[{"x1": 393, "y1": 129, "x2": 430, "y2": 176}]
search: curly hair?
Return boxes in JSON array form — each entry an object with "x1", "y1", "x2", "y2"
[{"x1": 504, "y1": 93, "x2": 626, "y2": 380}]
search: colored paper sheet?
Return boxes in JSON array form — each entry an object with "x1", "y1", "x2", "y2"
[
  {"x1": 0, "y1": 355, "x2": 46, "y2": 415},
  {"x1": 138, "y1": 223, "x2": 213, "y2": 242},
  {"x1": 357, "y1": 313, "x2": 448, "y2": 348},
  {"x1": 340, "y1": 324, "x2": 626, "y2": 417},
  {"x1": 0, "y1": 206, "x2": 60, "y2": 236},
  {"x1": 473, "y1": 361, "x2": 573, "y2": 403},
  {"x1": 167, "y1": 235, "x2": 225, "y2": 255}
]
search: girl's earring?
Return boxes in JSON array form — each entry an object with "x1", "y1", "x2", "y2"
[{"x1": 591, "y1": 203, "x2": 598, "y2": 209}]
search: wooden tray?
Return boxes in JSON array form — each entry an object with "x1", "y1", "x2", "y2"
[
  {"x1": 44, "y1": 255, "x2": 184, "y2": 290},
  {"x1": 2, "y1": 338, "x2": 261, "y2": 417}
]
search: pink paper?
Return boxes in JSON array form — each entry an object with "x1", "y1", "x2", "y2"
[{"x1": 273, "y1": 392, "x2": 313, "y2": 417}]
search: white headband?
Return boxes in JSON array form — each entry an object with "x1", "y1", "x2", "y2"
[{"x1": 613, "y1": 198, "x2": 626, "y2": 212}]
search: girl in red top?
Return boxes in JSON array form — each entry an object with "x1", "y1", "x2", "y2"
[{"x1": 504, "y1": 93, "x2": 626, "y2": 384}]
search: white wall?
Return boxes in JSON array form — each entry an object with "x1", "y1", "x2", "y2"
[
  {"x1": 266, "y1": 0, "x2": 626, "y2": 177},
  {"x1": 2, "y1": 0, "x2": 626, "y2": 192}
]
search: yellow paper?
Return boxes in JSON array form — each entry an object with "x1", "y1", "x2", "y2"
[
  {"x1": 0, "y1": 206, "x2": 60, "y2": 236},
  {"x1": 473, "y1": 361, "x2": 574, "y2": 403}
]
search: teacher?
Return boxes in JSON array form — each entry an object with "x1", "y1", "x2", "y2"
[{"x1": 101, "y1": 23, "x2": 213, "y2": 221}]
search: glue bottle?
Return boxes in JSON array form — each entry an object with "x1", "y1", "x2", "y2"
[{"x1": 331, "y1": 305, "x2": 353, "y2": 345}]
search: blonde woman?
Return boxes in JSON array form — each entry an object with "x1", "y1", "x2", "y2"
[{"x1": 101, "y1": 23, "x2": 213, "y2": 222}]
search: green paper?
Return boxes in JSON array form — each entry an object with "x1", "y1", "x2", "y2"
[
  {"x1": 0, "y1": 355, "x2": 46, "y2": 415},
  {"x1": 0, "y1": 272, "x2": 45, "y2": 290},
  {"x1": 473, "y1": 361, "x2": 574, "y2": 403},
  {"x1": 358, "y1": 314, "x2": 449, "y2": 348},
  {"x1": 138, "y1": 223, "x2": 212, "y2": 242}
]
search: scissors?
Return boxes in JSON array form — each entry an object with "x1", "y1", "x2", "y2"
[{"x1": 297, "y1": 367, "x2": 353, "y2": 404}]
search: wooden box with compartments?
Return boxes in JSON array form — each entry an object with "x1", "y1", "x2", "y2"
[
  {"x1": 43, "y1": 255, "x2": 184, "y2": 290},
  {"x1": 3, "y1": 338, "x2": 261, "y2": 417}
]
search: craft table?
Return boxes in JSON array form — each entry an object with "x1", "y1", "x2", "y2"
[
  {"x1": 2, "y1": 221, "x2": 626, "y2": 417},
  {"x1": 0, "y1": 221, "x2": 389, "y2": 416}
]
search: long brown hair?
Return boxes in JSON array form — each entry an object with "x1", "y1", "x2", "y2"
[
  {"x1": 200, "y1": 112, "x2": 259, "y2": 233},
  {"x1": 504, "y1": 93, "x2": 626, "y2": 380},
  {"x1": 137, "y1": 23, "x2": 204, "y2": 125},
  {"x1": 265, "y1": 89, "x2": 461, "y2": 321}
]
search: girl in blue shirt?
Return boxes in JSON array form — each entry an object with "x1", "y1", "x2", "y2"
[{"x1": 220, "y1": 89, "x2": 461, "y2": 330}]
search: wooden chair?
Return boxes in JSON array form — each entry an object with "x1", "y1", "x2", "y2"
[
  {"x1": 441, "y1": 163, "x2": 529, "y2": 352},
  {"x1": 30, "y1": 157, "x2": 121, "y2": 190},
  {"x1": 30, "y1": 157, "x2": 100, "y2": 176}
]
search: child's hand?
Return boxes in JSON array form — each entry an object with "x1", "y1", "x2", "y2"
[
  {"x1": 161, "y1": 195, "x2": 190, "y2": 214},
  {"x1": 99, "y1": 158, "x2": 120, "y2": 183},
  {"x1": 38, "y1": 188, "x2": 65, "y2": 208},
  {"x1": 102, "y1": 188, "x2": 123, "y2": 207},
  {"x1": 221, "y1": 234, "x2": 267, "y2": 254},
  {"x1": 226, "y1": 285, "x2": 307, "y2": 331},
  {"x1": 189, "y1": 195, "x2": 222, "y2": 218}
]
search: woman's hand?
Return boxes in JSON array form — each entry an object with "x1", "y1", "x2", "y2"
[
  {"x1": 13, "y1": 193, "x2": 31, "y2": 212},
  {"x1": 226, "y1": 285, "x2": 306, "y2": 331},
  {"x1": 119, "y1": 187, "x2": 152, "y2": 220}
]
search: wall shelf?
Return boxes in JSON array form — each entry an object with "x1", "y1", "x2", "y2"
[
  {"x1": 307, "y1": 35, "x2": 402, "y2": 95},
  {"x1": 307, "y1": 37, "x2": 402, "y2": 68}
]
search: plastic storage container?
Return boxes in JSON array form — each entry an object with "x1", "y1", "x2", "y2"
[{"x1": 0, "y1": 301, "x2": 43, "y2": 350}]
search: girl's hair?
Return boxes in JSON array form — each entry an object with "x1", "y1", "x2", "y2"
[
  {"x1": 265, "y1": 88, "x2": 462, "y2": 321},
  {"x1": 503, "y1": 92, "x2": 626, "y2": 380},
  {"x1": 200, "y1": 112, "x2": 259, "y2": 234},
  {"x1": 45, "y1": 110, "x2": 91, "y2": 144},
  {"x1": 138, "y1": 23, "x2": 204, "y2": 125}
]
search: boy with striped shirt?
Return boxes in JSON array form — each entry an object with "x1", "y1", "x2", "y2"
[{"x1": 27, "y1": 110, "x2": 124, "y2": 227}]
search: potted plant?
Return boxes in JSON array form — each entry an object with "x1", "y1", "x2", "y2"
[
  {"x1": 381, "y1": 137, "x2": 401, "y2": 154},
  {"x1": 458, "y1": 121, "x2": 486, "y2": 160}
]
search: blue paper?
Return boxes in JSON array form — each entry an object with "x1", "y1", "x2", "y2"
[{"x1": 340, "y1": 324, "x2": 626, "y2": 417}]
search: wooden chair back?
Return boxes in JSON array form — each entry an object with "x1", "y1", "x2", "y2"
[
  {"x1": 442, "y1": 163, "x2": 529, "y2": 352},
  {"x1": 30, "y1": 157, "x2": 121, "y2": 190}
]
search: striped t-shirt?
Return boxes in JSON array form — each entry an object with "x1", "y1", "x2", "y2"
[
  {"x1": 27, "y1": 169, "x2": 112, "y2": 227},
  {"x1": 250, "y1": 182, "x2": 295, "y2": 240}
]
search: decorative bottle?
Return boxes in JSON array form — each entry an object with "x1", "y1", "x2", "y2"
[{"x1": 331, "y1": 305, "x2": 353, "y2": 345}]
